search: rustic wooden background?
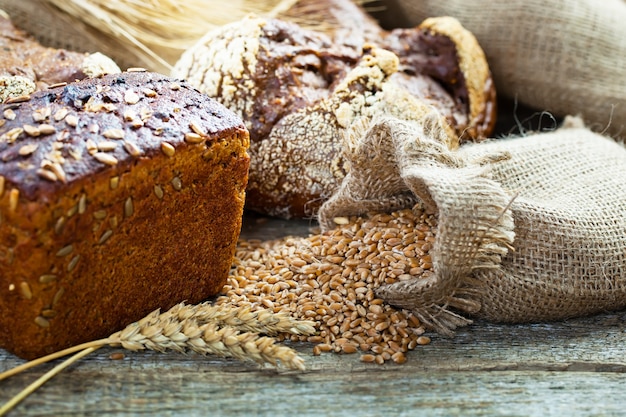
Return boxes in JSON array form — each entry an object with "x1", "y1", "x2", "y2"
[
  {"x1": 2, "y1": 308, "x2": 626, "y2": 416},
  {"x1": 3, "y1": 99, "x2": 623, "y2": 416}
]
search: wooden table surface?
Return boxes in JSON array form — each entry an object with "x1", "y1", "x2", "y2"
[
  {"x1": 2, "y1": 103, "x2": 624, "y2": 416},
  {"x1": 2, "y1": 212, "x2": 626, "y2": 417}
]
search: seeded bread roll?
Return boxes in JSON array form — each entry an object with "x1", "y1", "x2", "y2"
[
  {"x1": 0, "y1": 9, "x2": 120, "y2": 102},
  {"x1": 0, "y1": 71, "x2": 250, "y2": 359},
  {"x1": 173, "y1": 15, "x2": 495, "y2": 218}
]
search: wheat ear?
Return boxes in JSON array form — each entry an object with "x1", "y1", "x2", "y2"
[
  {"x1": 106, "y1": 303, "x2": 312, "y2": 370},
  {"x1": 0, "y1": 303, "x2": 314, "y2": 415},
  {"x1": 170, "y1": 302, "x2": 316, "y2": 335},
  {"x1": 1, "y1": 303, "x2": 314, "y2": 381}
]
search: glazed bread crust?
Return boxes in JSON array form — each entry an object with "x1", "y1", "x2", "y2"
[{"x1": 0, "y1": 71, "x2": 250, "y2": 359}]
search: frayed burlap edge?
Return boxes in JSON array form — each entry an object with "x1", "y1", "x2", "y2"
[{"x1": 319, "y1": 115, "x2": 515, "y2": 335}]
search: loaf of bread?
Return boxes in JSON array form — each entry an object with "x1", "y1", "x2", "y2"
[
  {"x1": 277, "y1": 0, "x2": 496, "y2": 140},
  {"x1": 0, "y1": 9, "x2": 120, "y2": 102},
  {"x1": 0, "y1": 71, "x2": 250, "y2": 359},
  {"x1": 173, "y1": 13, "x2": 495, "y2": 218}
]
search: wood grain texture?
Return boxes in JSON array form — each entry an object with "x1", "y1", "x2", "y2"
[
  {"x1": 2, "y1": 213, "x2": 626, "y2": 417},
  {"x1": 2, "y1": 312, "x2": 626, "y2": 417}
]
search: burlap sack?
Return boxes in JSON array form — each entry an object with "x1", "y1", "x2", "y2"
[
  {"x1": 377, "y1": 0, "x2": 626, "y2": 140},
  {"x1": 319, "y1": 116, "x2": 626, "y2": 335}
]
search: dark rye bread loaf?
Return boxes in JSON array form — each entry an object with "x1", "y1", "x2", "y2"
[
  {"x1": 173, "y1": 14, "x2": 496, "y2": 219},
  {"x1": 0, "y1": 71, "x2": 250, "y2": 359}
]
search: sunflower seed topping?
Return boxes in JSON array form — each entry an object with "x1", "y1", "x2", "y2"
[
  {"x1": 41, "y1": 309, "x2": 57, "y2": 318},
  {"x1": 5, "y1": 94, "x2": 30, "y2": 104},
  {"x1": 160, "y1": 141, "x2": 175, "y2": 157},
  {"x1": 103, "y1": 128, "x2": 125, "y2": 139},
  {"x1": 110, "y1": 176, "x2": 120, "y2": 190},
  {"x1": 54, "y1": 216, "x2": 66, "y2": 235},
  {"x1": 142, "y1": 88, "x2": 157, "y2": 97},
  {"x1": 138, "y1": 109, "x2": 153, "y2": 124},
  {"x1": 86, "y1": 139, "x2": 98, "y2": 155},
  {"x1": 124, "y1": 197, "x2": 134, "y2": 218},
  {"x1": 39, "y1": 124, "x2": 57, "y2": 135},
  {"x1": 48, "y1": 82, "x2": 67, "y2": 89},
  {"x1": 8, "y1": 189, "x2": 18, "y2": 212},
  {"x1": 32, "y1": 107, "x2": 51, "y2": 122},
  {"x1": 78, "y1": 193, "x2": 87, "y2": 214},
  {"x1": 34, "y1": 316, "x2": 50, "y2": 328},
  {"x1": 68, "y1": 255, "x2": 80, "y2": 272},
  {"x1": 3, "y1": 108, "x2": 16, "y2": 120},
  {"x1": 122, "y1": 141, "x2": 141, "y2": 157},
  {"x1": 123, "y1": 109, "x2": 136, "y2": 121},
  {"x1": 19, "y1": 143, "x2": 38, "y2": 156},
  {"x1": 65, "y1": 114, "x2": 78, "y2": 127},
  {"x1": 19, "y1": 282, "x2": 32, "y2": 299},
  {"x1": 39, "y1": 274, "x2": 58, "y2": 284},
  {"x1": 2, "y1": 127, "x2": 23, "y2": 143},
  {"x1": 93, "y1": 152, "x2": 118, "y2": 165},
  {"x1": 124, "y1": 90, "x2": 140, "y2": 105},
  {"x1": 23, "y1": 124, "x2": 41, "y2": 137},
  {"x1": 36, "y1": 168, "x2": 58, "y2": 182},
  {"x1": 52, "y1": 287, "x2": 65, "y2": 307},
  {"x1": 53, "y1": 108, "x2": 68, "y2": 122},
  {"x1": 190, "y1": 122, "x2": 206, "y2": 136},
  {"x1": 56, "y1": 244, "x2": 73, "y2": 257},
  {"x1": 154, "y1": 184, "x2": 164, "y2": 199},
  {"x1": 46, "y1": 161, "x2": 67, "y2": 183},
  {"x1": 97, "y1": 140, "x2": 117, "y2": 151},
  {"x1": 68, "y1": 147, "x2": 82, "y2": 161},
  {"x1": 184, "y1": 132, "x2": 204, "y2": 144},
  {"x1": 99, "y1": 229, "x2": 113, "y2": 244}
]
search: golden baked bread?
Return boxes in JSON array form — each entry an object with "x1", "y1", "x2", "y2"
[
  {"x1": 0, "y1": 71, "x2": 250, "y2": 359},
  {"x1": 0, "y1": 9, "x2": 120, "y2": 102},
  {"x1": 173, "y1": 12, "x2": 496, "y2": 218}
]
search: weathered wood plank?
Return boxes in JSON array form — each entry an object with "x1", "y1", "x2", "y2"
[
  {"x1": 2, "y1": 311, "x2": 626, "y2": 417},
  {"x1": 2, "y1": 214, "x2": 626, "y2": 416}
]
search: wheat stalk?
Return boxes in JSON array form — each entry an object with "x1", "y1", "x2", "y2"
[
  {"x1": 0, "y1": 347, "x2": 99, "y2": 416},
  {"x1": 45, "y1": 0, "x2": 302, "y2": 71},
  {"x1": 106, "y1": 303, "x2": 313, "y2": 369},
  {"x1": 173, "y1": 302, "x2": 316, "y2": 335},
  {"x1": 40, "y1": 0, "x2": 372, "y2": 71},
  {"x1": 0, "y1": 303, "x2": 315, "y2": 415}
]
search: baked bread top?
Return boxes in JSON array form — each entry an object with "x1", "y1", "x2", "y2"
[
  {"x1": 0, "y1": 71, "x2": 250, "y2": 359},
  {"x1": 0, "y1": 10, "x2": 120, "y2": 101},
  {"x1": 173, "y1": 15, "x2": 496, "y2": 218},
  {"x1": 0, "y1": 71, "x2": 244, "y2": 202}
]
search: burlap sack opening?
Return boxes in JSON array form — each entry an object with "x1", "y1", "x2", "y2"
[{"x1": 319, "y1": 115, "x2": 626, "y2": 335}]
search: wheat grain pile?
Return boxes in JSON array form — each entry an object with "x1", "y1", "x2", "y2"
[{"x1": 216, "y1": 204, "x2": 436, "y2": 364}]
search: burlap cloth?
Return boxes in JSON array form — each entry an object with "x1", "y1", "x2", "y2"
[
  {"x1": 379, "y1": 0, "x2": 626, "y2": 140},
  {"x1": 319, "y1": 116, "x2": 626, "y2": 334}
]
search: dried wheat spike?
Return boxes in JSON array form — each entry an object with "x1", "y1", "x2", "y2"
[
  {"x1": 171, "y1": 302, "x2": 316, "y2": 336},
  {"x1": 106, "y1": 303, "x2": 309, "y2": 370}
]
